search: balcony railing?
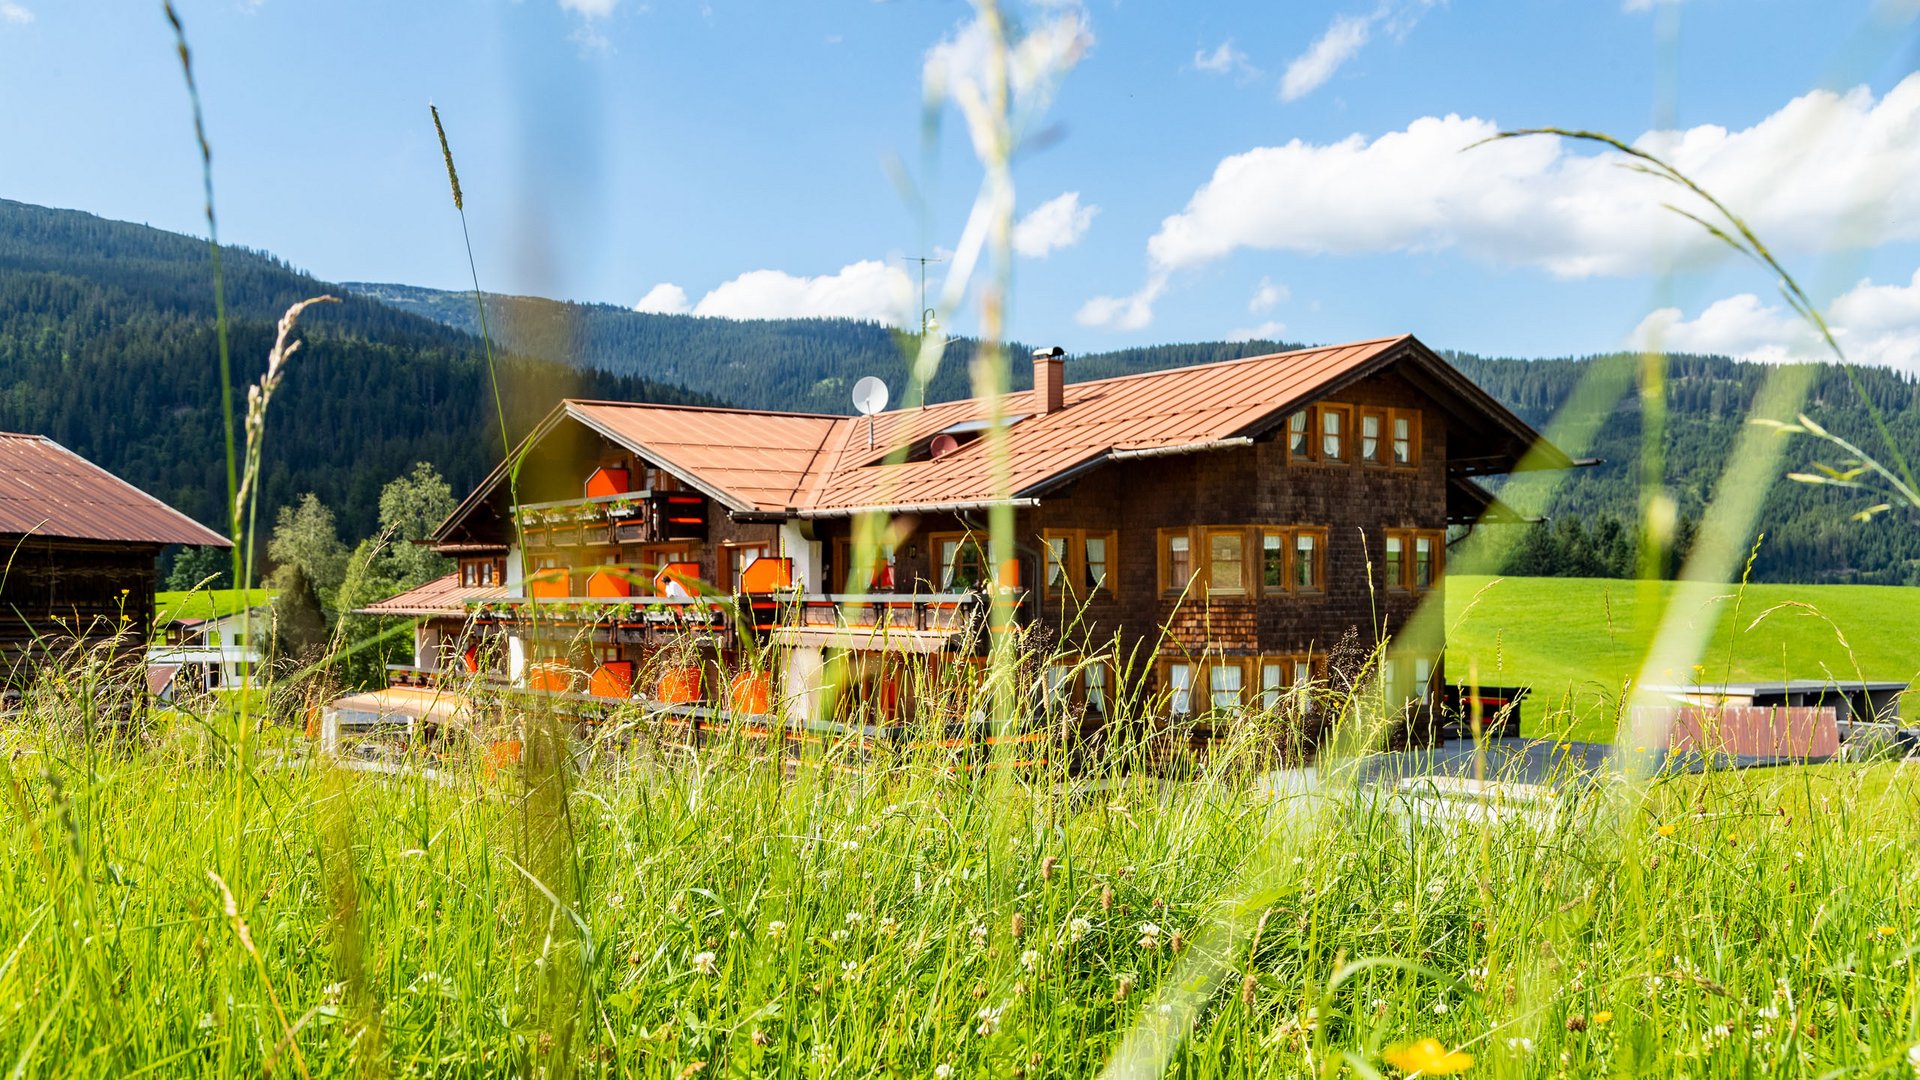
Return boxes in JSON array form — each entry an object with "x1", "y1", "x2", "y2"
[{"x1": 514, "y1": 490, "x2": 707, "y2": 549}]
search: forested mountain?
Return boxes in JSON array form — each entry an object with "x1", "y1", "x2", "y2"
[
  {"x1": 3, "y1": 196, "x2": 1914, "y2": 586},
  {"x1": 0, "y1": 199, "x2": 713, "y2": 544}
]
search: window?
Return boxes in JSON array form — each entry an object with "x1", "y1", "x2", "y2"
[
  {"x1": 1207, "y1": 529, "x2": 1246, "y2": 594},
  {"x1": 1085, "y1": 663, "x2": 1110, "y2": 717},
  {"x1": 1260, "y1": 662, "x2": 1285, "y2": 710},
  {"x1": 1384, "y1": 534, "x2": 1405, "y2": 591},
  {"x1": 1360, "y1": 410, "x2": 1386, "y2": 464},
  {"x1": 1288, "y1": 411, "x2": 1310, "y2": 458},
  {"x1": 1320, "y1": 406, "x2": 1349, "y2": 461},
  {"x1": 1414, "y1": 534, "x2": 1437, "y2": 589},
  {"x1": 1392, "y1": 411, "x2": 1418, "y2": 466},
  {"x1": 459, "y1": 558, "x2": 502, "y2": 588},
  {"x1": 725, "y1": 542, "x2": 771, "y2": 593},
  {"x1": 1413, "y1": 657, "x2": 1434, "y2": 700},
  {"x1": 1209, "y1": 662, "x2": 1244, "y2": 711},
  {"x1": 834, "y1": 537, "x2": 896, "y2": 591},
  {"x1": 1044, "y1": 530, "x2": 1117, "y2": 598},
  {"x1": 1167, "y1": 663, "x2": 1193, "y2": 717},
  {"x1": 1043, "y1": 663, "x2": 1076, "y2": 714},
  {"x1": 1262, "y1": 530, "x2": 1287, "y2": 590},
  {"x1": 1293, "y1": 530, "x2": 1323, "y2": 592},
  {"x1": 935, "y1": 534, "x2": 989, "y2": 591},
  {"x1": 1044, "y1": 535, "x2": 1070, "y2": 596},
  {"x1": 1161, "y1": 531, "x2": 1194, "y2": 593},
  {"x1": 1083, "y1": 533, "x2": 1111, "y2": 593}
]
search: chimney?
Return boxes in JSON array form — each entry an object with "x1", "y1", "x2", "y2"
[{"x1": 1033, "y1": 346, "x2": 1066, "y2": 415}]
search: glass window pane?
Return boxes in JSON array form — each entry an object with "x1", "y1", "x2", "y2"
[
  {"x1": 1045, "y1": 536, "x2": 1068, "y2": 591},
  {"x1": 1209, "y1": 532, "x2": 1244, "y2": 592},
  {"x1": 1169, "y1": 664, "x2": 1192, "y2": 715},
  {"x1": 1261, "y1": 662, "x2": 1284, "y2": 709},
  {"x1": 1393, "y1": 416, "x2": 1413, "y2": 464},
  {"x1": 1210, "y1": 664, "x2": 1243, "y2": 710},
  {"x1": 1289, "y1": 411, "x2": 1309, "y2": 456},
  {"x1": 1084, "y1": 535, "x2": 1108, "y2": 590},
  {"x1": 1415, "y1": 535, "x2": 1433, "y2": 588},
  {"x1": 1385, "y1": 535, "x2": 1403, "y2": 588},
  {"x1": 1361, "y1": 414, "x2": 1381, "y2": 462},
  {"x1": 1262, "y1": 532, "x2": 1285, "y2": 588},
  {"x1": 1086, "y1": 665, "x2": 1108, "y2": 714},
  {"x1": 1294, "y1": 533, "x2": 1318, "y2": 589},
  {"x1": 1321, "y1": 409, "x2": 1344, "y2": 459},
  {"x1": 1168, "y1": 534, "x2": 1191, "y2": 587}
]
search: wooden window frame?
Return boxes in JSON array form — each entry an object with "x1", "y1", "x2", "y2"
[
  {"x1": 721, "y1": 541, "x2": 773, "y2": 594},
  {"x1": 1413, "y1": 530, "x2": 1443, "y2": 591},
  {"x1": 929, "y1": 531, "x2": 989, "y2": 592},
  {"x1": 1259, "y1": 527, "x2": 1289, "y2": 594},
  {"x1": 1359, "y1": 408, "x2": 1389, "y2": 466},
  {"x1": 1043, "y1": 528, "x2": 1119, "y2": 600},
  {"x1": 1390, "y1": 409, "x2": 1421, "y2": 469},
  {"x1": 1286, "y1": 409, "x2": 1313, "y2": 462},
  {"x1": 1383, "y1": 530, "x2": 1411, "y2": 592},
  {"x1": 1318, "y1": 404, "x2": 1352, "y2": 463},
  {"x1": 1158, "y1": 527, "x2": 1198, "y2": 596},
  {"x1": 1162, "y1": 659, "x2": 1197, "y2": 717},
  {"x1": 1207, "y1": 656, "x2": 1250, "y2": 713},
  {"x1": 1291, "y1": 528, "x2": 1327, "y2": 594}
]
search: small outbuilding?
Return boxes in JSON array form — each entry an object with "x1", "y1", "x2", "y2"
[{"x1": 0, "y1": 432, "x2": 228, "y2": 693}]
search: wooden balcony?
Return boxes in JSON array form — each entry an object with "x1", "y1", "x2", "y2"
[{"x1": 514, "y1": 490, "x2": 707, "y2": 550}]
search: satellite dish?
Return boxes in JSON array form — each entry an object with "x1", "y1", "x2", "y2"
[
  {"x1": 929, "y1": 433, "x2": 961, "y2": 459},
  {"x1": 852, "y1": 376, "x2": 890, "y2": 416}
]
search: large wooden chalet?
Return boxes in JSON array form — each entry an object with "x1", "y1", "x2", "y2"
[
  {"x1": 361, "y1": 336, "x2": 1566, "y2": 751},
  {"x1": 0, "y1": 432, "x2": 229, "y2": 695}
]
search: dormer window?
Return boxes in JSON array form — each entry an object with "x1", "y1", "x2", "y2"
[{"x1": 873, "y1": 415, "x2": 1031, "y2": 466}]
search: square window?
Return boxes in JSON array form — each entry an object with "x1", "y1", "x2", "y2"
[
  {"x1": 1208, "y1": 530, "x2": 1245, "y2": 593},
  {"x1": 940, "y1": 537, "x2": 988, "y2": 590}
]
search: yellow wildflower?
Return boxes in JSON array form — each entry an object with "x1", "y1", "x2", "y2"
[
  {"x1": 1876, "y1": 925, "x2": 1897, "y2": 938},
  {"x1": 1592, "y1": 1010, "x2": 1613, "y2": 1025},
  {"x1": 1655, "y1": 825, "x2": 1676, "y2": 837},
  {"x1": 1383, "y1": 1038, "x2": 1473, "y2": 1075}
]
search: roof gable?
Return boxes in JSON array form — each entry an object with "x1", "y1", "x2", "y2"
[{"x1": 0, "y1": 433, "x2": 229, "y2": 547}]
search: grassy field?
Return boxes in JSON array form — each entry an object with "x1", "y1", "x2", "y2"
[
  {"x1": 155, "y1": 589, "x2": 275, "y2": 626},
  {"x1": 2, "y1": 708, "x2": 1918, "y2": 1078},
  {"x1": 1445, "y1": 575, "x2": 1920, "y2": 741}
]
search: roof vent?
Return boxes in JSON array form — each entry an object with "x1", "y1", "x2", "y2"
[{"x1": 1033, "y1": 345, "x2": 1066, "y2": 415}]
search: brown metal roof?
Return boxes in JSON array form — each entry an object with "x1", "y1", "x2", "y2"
[
  {"x1": 356, "y1": 571, "x2": 505, "y2": 617},
  {"x1": 0, "y1": 433, "x2": 229, "y2": 547},
  {"x1": 434, "y1": 334, "x2": 1569, "y2": 533}
]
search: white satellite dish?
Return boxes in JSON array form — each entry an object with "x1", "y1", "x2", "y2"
[
  {"x1": 852, "y1": 376, "x2": 889, "y2": 452},
  {"x1": 852, "y1": 376, "x2": 890, "y2": 416}
]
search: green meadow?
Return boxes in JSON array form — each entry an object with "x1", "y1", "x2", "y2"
[{"x1": 1445, "y1": 575, "x2": 1920, "y2": 740}]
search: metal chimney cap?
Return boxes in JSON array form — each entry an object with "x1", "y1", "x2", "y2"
[{"x1": 1032, "y1": 346, "x2": 1066, "y2": 360}]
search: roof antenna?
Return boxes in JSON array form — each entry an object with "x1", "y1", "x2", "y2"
[{"x1": 852, "y1": 375, "x2": 889, "y2": 451}]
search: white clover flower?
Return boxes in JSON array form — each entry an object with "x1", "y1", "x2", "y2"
[
  {"x1": 1426, "y1": 878, "x2": 1446, "y2": 897},
  {"x1": 692, "y1": 951, "x2": 717, "y2": 976},
  {"x1": 1021, "y1": 949, "x2": 1040, "y2": 971},
  {"x1": 975, "y1": 1005, "x2": 1002, "y2": 1037},
  {"x1": 1432, "y1": 1001, "x2": 1449, "y2": 1015},
  {"x1": 1506, "y1": 1037, "x2": 1535, "y2": 1052},
  {"x1": 970, "y1": 923, "x2": 989, "y2": 947},
  {"x1": 879, "y1": 916, "x2": 899, "y2": 937},
  {"x1": 1068, "y1": 917, "x2": 1091, "y2": 943},
  {"x1": 767, "y1": 920, "x2": 788, "y2": 939},
  {"x1": 1137, "y1": 922, "x2": 1162, "y2": 950},
  {"x1": 1905, "y1": 1042, "x2": 1920, "y2": 1077},
  {"x1": 841, "y1": 960, "x2": 859, "y2": 983},
  {"x1": 934, "y1": 1065, "x2": 953, "y2": 1080},
  {"x1": 844, "y1": 839, "x2": 860, "y2": 852},
  {"x1": 846, "y1": 911, "x2": 865, "y2": 925},
  {"x1": 831, "y1": 928, "x2": 849, "y2": 944}
]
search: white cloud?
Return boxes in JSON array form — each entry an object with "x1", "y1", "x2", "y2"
[
  {"x1": 691, "y1": 260, "x2": 911, "y2": 324},
  {"x1": 1076, "y1": 271, "x2": 1168, "y2": 332},
  {"x1": 923, "y1": 5, "x2": 1092, "y2": 133},
  {"x1": 1629, "y1": 268, "x2": 1920, "y2": 371},
  {"x1": 1280, "y1": 13, "x2": 1372, "y2": 102},
  {"x1": 559, "y1": 0, "x2": 617, "y2": 16},
  {"x1": 1249, "y1": 276, "x2": 1289, "y2": 313},
  {"x1": 0, "y1": 2, "x2": 32, "y2": 24},
  {"x1": 1194, "y1": 39, "x2": 1256, "y2": 77},
  {"x1": 1012, "y1": 192, "x2": 1098, "y2": 258},
  {"x1": 1228, "y1": 321, "x2": 1288, "y2": 342},
  {"x1": 1094, "y1": 74, "x2": 1920, "y2": 335},
  {"x1": 633, "y1": 283, "x2": 691, "y2": 315}
]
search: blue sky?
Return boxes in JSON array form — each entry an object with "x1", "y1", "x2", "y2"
[{"x1": 3, "y1": 0, "x2": 1919, "y2": 366}]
